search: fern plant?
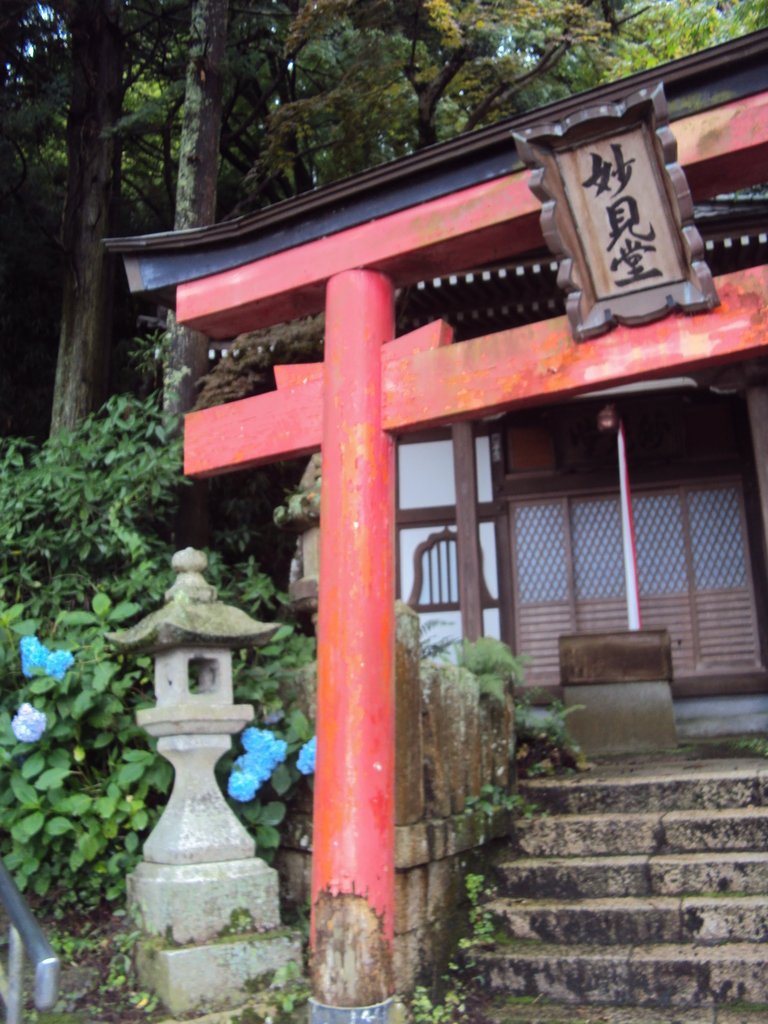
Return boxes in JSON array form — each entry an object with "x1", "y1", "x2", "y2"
[{"x1": 453, "y1": 636, "x2": 528, "y2": 702}]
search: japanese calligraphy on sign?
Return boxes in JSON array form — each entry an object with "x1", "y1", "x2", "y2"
[{"x1": 514, "y1": 85, "x2": 718, "y2": 341}]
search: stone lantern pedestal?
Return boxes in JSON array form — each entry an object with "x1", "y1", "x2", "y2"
[{"x1": 108, "y1": 549, "x2": 301, "y2": 1016}]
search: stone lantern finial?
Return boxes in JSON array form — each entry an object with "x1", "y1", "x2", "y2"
[{"x1": 165, "y1": 547, "x2": 217, "y2": 604}]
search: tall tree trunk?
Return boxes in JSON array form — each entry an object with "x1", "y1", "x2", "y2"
[
  {"x1": 50, "y1": 0, "x2": 122, "y2": 436},
  {"x1": 165, "y1": 0, "x2": 228, "y2": 547}
]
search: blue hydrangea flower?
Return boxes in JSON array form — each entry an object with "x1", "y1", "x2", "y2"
[
  {"x1": 227, "y1": 728, "x2": 288, "y2": 803},
  {"x1": 241, "y1": 727, "x2": 287, "y2": 762},
  {"x1": 45, "y1": 649, "x2": 75, "y2": 681},
  {"x1": 19, "y1": 636, "x2": 74, "y2": 680},
  {"x1": 11, "y1": 703, "x2": 47, "y2": 743},
  {"x1": 19, "y1": 636, "x2": 48, "y2": 677},
  {"x1": 232, "y1": 753, "x2": 270, "y2": 789},
  {"x1": 227, "y1": 770, "x2": 260, "y2": 803},
  {"x1": 297, "y1": 736, "x2": 316, "y2": 776}
]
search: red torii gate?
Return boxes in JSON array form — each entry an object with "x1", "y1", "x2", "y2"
[{"x1": 177, "y1": 91, "x2": 768, "y2": 1020}]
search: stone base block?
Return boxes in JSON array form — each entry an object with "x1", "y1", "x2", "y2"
[
  {"x1": 127, "y1": 858, "x2": 280, "y2": 945},
  {"x1": 136, "y1": 930, "x2": 302, "y2": 1017},
  {"x1": 564, "y1": 680, "x2": 677, "y2": 756},
  {"x1": 559, "y1": 631, "x2": 673, "y2": 684}
]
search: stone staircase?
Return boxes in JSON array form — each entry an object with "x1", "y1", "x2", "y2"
[{"x1": 475, "y1": 753, "x2": 768, "y2": 1023}]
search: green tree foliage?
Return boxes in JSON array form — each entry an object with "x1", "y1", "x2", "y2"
[
  {"x1": 2, "y1": 1, "x2": 765, "y2": 433},
  {"x1": 252, "y1": 0, "x2": 768, "y2": 194},
  {"x1": 607, "y1": 0, "x2": 768, "y2": 75},
  {"x1": 0, "y1": 3, "x2": 70, "y2": 437}
]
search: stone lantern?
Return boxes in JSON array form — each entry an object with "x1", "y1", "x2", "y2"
[
  {"x1": 108, "y1": 548, "x2": 301, "y2": 1016},
  {"x1": 274, "y1": 453, "x2": 321, "y2": 624}
]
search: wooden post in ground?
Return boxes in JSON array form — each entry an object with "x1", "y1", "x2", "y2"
[{"x1": 452, "y1": 422, "x2": 483, "y2": 641}]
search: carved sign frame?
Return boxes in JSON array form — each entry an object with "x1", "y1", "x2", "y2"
[{"x1": 513, "y1": 84, "x2": 719, "y2": 341}]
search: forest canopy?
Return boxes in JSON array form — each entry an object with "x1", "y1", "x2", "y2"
[{"x1": 1, "y1": 0, "x2": 766, "y2": 439}]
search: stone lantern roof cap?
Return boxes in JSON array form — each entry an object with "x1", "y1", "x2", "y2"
[{"x1": 107, "y1": 548, "x2": 279, "y2": 653}]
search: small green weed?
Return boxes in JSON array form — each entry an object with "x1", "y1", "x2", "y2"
[
  {"x1": 461, "y1": 872, "x2": 495, "y2": 947},
  {"x1": 735, "y1": 735, "x2": 768, "y2": 758},
  {"x1": 407, "y1": 873, "x2": 496, "y2": 1023},
  {"x1": 463, "y1": 783, "x2": 538, "y2": 820},
  {"x1": 409, "y1": 983, "x2": 466, "y2": 1024},
  {"x1": 515, "y1": 690, "x2": 586, "y2": 778},
  {"x1": 454, "y1": 637, "x2": 528, "y2": 702}
]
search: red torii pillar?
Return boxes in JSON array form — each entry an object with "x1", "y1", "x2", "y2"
[
  {"x1": 179, "y1": 93, "x2": 768, "y2": 1023},
  {"x1": 311, "y1": 269, "x2": 397, "y2": 1009}
]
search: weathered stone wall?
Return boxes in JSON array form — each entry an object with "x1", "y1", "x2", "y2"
[{"x1": 278, "y1": 603, "x2": 516, "y2": 992}]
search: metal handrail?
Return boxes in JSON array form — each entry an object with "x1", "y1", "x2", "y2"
[{"x1": 0, "y1": 860, "x2": 59, "y2": 1023}]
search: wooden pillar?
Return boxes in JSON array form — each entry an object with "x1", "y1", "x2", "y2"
[
  {"x1": 746, "y1": 383, "x2": 768, "y2": 569},
  {"x1": 311, "y1": 270, "x2": 396, "y2": 1018},
  {"x1": 452, "y1": 421, "x2": 483, "y2": 641}
]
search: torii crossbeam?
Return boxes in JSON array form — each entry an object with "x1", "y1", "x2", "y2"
[{"x1": 176, "y1": 92, "x2": 768, "y2": 1023}]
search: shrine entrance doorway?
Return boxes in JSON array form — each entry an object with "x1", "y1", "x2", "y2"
[
  {"x1": 508, "y1": 482, "x2": 761, "y2": 686},
  {"x1": 397, "y1": 387, "x2": 768, "y2": 699}
]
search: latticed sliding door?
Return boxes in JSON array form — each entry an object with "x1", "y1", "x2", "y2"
[
  {"x1": 510, "y1": 482, "x2": 761, "y2": 686},
  {"x1": 512, "y1": 501, "x2": 574, "y2": 680}
]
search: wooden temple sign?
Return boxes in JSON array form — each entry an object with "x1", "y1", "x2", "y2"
[{"x1": 514, "y1": 84, "x2": 719, "y2": 341}]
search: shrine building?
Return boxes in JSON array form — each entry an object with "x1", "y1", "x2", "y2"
[
  {"x1": 111, "y1": 28, "x2": 768, "y2": 739},
  {"x1": 108, "y1": 27, "x2": 768, "y2": 1019}
]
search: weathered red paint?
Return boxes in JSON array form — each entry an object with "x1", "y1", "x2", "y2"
[
  {"x1": 184, "y1": 377, "x2": 323, "y2": 476},
  {"x1": 185, "y1": 319, "x2": 454, "y2": 477},
  {"x1": 175, "y1": 175, "x2": 537, "y2": 338},
  {"x1": 310, "y1": 270, "x2": 396, "y2": 1003},
  {"x1": 184, "y1": 268, "x2": 768, "y2": 478},
  {"x1": 274, "y1": 363, "x2": 323, "y2": 388},
  {"x1": 272, "y1": 321, "x2": 453, "y2": 392},
  {"x1": 175, "y1": 94, "x2": 768, "y2": 341},
  {"x1": 383, "y1": 266, "x2": 768, "y2": 433},
  {"x1": 675, "y1": 91, "x2": 768, "y2": 197}
]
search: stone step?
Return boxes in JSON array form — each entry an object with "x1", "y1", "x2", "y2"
[
  {"x1": 519, "y1": 760, "x2": 768, "y2": 815},
  {"x1": 649, "y1": 850, "x2": 768, "y2": 896},
  {"x1": 498, "y1": 854, "x2": 651, "y2": 899},
  {"x1": 511, "y1": 807, "x2": 768, "y2": 858},
  {"x1": 477, "y1": 941, "x2": 768, "y2": 1008},
  {"x1": 483, "y1": 1000, "x2": 768, "y2": 1024},
  {"x1": 488, "y1": 894, "x2": 768, "y2": 945},
  {"x1": 498, "y1": 851, "x2": 768, "y2": 900}
]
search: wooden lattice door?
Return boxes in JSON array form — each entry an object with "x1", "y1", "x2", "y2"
[{"x1": 510, "y1": 481, "x2": 761, "y2": 687}]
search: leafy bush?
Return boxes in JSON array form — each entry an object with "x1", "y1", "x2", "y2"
[
  {"x1": 0, "y1": 598, "x2": 169, "y2": 901},
  {"x1": 0, "y1": 391, "x2": 315, "y2": 901},
  {"x1": 1, "y1": 392, "x2": 182, "y2": 609},
  {"x1": 0, "y1": 393, "x2": 181, "y2": 901}
]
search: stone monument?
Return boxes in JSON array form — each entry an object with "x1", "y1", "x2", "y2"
[{"x1": 108, "y1": 548, "x2": 301, "y2": 1016}]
